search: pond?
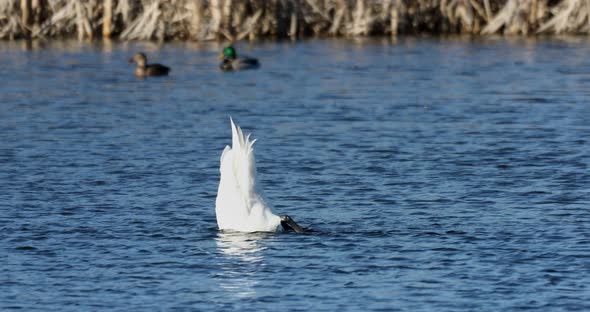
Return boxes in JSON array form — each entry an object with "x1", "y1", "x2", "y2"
[{"x1": 1, "y1": 37, "x2": 589, "y2": 311}]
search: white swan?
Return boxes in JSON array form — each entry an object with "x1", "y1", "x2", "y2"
[{"x1": 215, "y1": 118, "x2": 304, "y2": 233}]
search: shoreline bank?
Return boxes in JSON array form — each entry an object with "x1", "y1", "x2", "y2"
[{"x1": 4, "y1": 0, "x2": 590, "y2": 41}]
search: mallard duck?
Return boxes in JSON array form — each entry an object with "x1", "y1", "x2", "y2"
[
  {"x1": 129, "y1": 52, "x2": 170, "y2": 77},
  {"x1": 218, "y1": 46, "x2": 260, "y2": 71}
]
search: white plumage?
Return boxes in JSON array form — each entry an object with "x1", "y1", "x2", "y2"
[{"x1": 215, "y1": 118, "x2": 282, "y2": 232}]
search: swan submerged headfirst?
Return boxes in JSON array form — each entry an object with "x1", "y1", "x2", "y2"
[{"x1": 215, "y1": 118, "x2": 304, "y2": 233}]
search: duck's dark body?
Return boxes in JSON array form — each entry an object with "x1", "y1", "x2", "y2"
[
  {"x1": 219, "y1": 57, "x2": 260, "y2": 72},
  {"x1": 134, "y1": 64, "x2": 170, "y2": 77}
]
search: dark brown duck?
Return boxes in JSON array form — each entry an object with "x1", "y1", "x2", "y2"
[{"x1": 129, "y1": 53, "x2": 170, "y2": 77}]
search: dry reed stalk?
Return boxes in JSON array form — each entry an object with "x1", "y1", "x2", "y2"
[
  {"x1": 288, "y1": 0, "x2": 299, "y2": 38},
  {"x1": 114, "y1": 0, "x2": 132, "y2": 25},
  {"x1": 481, "y1": 0, "x2": 550, "y2": 35},
  {"x1": 390, "y1": 0, "x2": 399, "y2": 35},
  {"x1": 481, "y1": 0, "x2": 517, "y2": 34},
  {"x1": 457, "y1": 3, "x2": 474, "y2": 33},
  {"x1": 75, "y1": 1, "x2": 85, "y2": 40},
  {"x1": 483, "y1": 0, "x2": 492, "y2": 20},
  {"x1": 0, "y1": 2, "x2": 20, "y2": 39},
  {"x1": 210, "y1": 0, "x2": 222, "y2": 37},
  {"x1": 189, "y1": 0, "x2": 204, "y2": 39},
  {"x1": 75, "y1": 0, "x2": 83, "y2": 40},
  {"x1": 329, "y1": 0, "x2": 345, "y2": 35},
  {"x1": 120, "y1": 0, "x2": 161, "y2": 40},
  {"x1": 352, "y1": 0, "x2": 367, "y2": 36},
  {"x1": 21, "y1": 0, "x2": 31, "y2": 37},
  {"x1": 469, "y1": 0, "x2": 487, "y2": 22},
  {"x1": 103, "y1": 0, "x2": 112, "y2": 37},
  {"x1": 236, "y1": 9, "x2": 262, "y2": 40},
  {"x1": 222, "y1": 0, "x2": 231, "y2": 32},
  {"x1": 537, "y1": 0, "x2": 589, "y2": 34},
  {"x1": 31, "y1": 0, "x2": 43, "y2": 33}
]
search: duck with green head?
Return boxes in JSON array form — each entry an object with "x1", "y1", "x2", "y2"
[{"x1": 218, "y1": 46, "x2": 260, "y2": 71}]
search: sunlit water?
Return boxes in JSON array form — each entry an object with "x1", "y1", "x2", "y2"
[{"x1": 1, "y1": 38, "x2": 589, "y2": 311}]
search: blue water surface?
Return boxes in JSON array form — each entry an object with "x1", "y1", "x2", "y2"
[{"x1": 1, "y1": 37, "x2": 590, "y2": 311}]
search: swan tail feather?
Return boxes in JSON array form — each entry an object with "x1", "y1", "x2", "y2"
[{"x1": 229, "y1": 118, "x2": 257, "y2": 207}]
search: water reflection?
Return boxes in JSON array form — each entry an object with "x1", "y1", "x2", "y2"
[
  {"x1": 215, "y1": 232, "x2": 273, "y2": 299},
  {"x1": 216, "y1": 232, "x2": 269, "y2": 262}
]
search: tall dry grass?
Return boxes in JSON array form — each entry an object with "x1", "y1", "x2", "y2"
[{"x1": 2, "y1": 0, "x2": 590, "y2": 40}]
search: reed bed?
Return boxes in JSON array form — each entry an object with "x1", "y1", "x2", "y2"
[{"x1": 3, "y1": 0, "x2": 590, "y2": 40}]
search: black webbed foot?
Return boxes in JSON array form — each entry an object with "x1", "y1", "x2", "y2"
[{"x1": 280, "y1": 215, "x2": 305, "y2": 233}]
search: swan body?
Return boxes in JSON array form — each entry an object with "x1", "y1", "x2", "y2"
[{"x1": 215, "y1": 118, "x2": 282, "y2": 232}]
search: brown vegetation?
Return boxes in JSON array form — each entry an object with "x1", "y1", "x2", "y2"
[{"x1": 2, "y1": 0, "x2": 590, "y2": 41}]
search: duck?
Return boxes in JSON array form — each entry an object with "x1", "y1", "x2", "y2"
[
  {"x1": 129, "y1": 52, "x2": 170, "y2": 77},
  {"x1": 215, "y1": 118, "x2": 304, "y2": 233},
  {"x1": 218, "y1": 46, "x2": 260, "y2": 71}
]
